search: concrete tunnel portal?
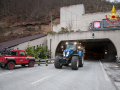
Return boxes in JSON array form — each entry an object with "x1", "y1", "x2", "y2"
[{"x1": 55, "y1": 38, "x2": 117, "y2": 60}]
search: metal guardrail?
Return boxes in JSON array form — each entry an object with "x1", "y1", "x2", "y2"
[{"x1": 35, "y1": 59, "x2": 55, "y2": 62}]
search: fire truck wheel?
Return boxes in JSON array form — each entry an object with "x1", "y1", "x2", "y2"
[
  {"x1": 28, "y1": 61, "x2": 34, "y2": 67},
  {"x1": 7, "y1": 62, "x2": 15, "y2": 70}
]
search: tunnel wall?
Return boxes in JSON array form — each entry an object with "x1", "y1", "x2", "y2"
[
  {"x1": 107, "y1": 43, "x2": 117, "y2": 60},
  {"x1": 47, "y1": 30, "x2": 120, "y2": 59}
]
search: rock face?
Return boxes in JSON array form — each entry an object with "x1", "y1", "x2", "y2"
[{"x1": 0, "y1": 18, "x2": 60, "y2": 43}]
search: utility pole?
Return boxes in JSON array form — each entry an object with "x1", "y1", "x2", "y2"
[
  {"x1": 51, "y1": 14, "x2": 52, "y2": 31},
  {"x1": 50, "y1": 6, "x2": 53, "y2": 32},
  {"x1": 50, "y1": 6, "x2": 54, "y2": 31}
]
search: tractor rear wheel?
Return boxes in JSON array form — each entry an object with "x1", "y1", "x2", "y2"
[
  {"x1": 79, "y1": 55, "x2": 84, "y2": 67},
  {"x1": 71, "y1": 56, "x2": 79, "y2": 70},
  {"x1": 54, "y1": 56, "x2": 62, "y2": 69}
]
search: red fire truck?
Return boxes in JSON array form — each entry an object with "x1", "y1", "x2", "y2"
[{"x1": 0, "y1": 49, "x2": 35, "y2": 69}]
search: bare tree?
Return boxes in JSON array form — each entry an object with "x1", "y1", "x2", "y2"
[{"x1": 0, "y1": 0, "x2": 119, "y2": 21}]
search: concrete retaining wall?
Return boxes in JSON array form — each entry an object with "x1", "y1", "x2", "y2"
[{"x1": 47, "y1": 30, "x2": 120, "y2": 59}]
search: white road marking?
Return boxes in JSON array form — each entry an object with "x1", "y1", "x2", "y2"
[
  {"x1": 99, "y1": 61, "x2": 109, "y2": 81},
  {"x1": 31, "y1": 76, "x2": 49, "y2": 85},
  {"x1": 115, "y1": 66, "x2": 119, "y2": 67},
  {"x1": 0, "y1": 72, "x2": 12, "y2": 76},
  {"x1": 31, "y1": 70, "x2": 63, "y2": 86}
]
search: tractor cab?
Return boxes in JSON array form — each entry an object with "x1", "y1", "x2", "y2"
[
  {"x1": 66, "y1": 44, "x2": 76, "y2": 51},
  {"x1": 66, "y1": 42, "x2": 82, "y2": 50},
  {"x1": 63, "y1": 42, "x2": 82, "y2": 57}
]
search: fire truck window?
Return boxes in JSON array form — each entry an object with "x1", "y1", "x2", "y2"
[
  {"x1": 20, "y1": 52, "x2": 25, "y2": 56},
  {"x1": 11, "y1": 51, "x2": 18, "y2": 56}
]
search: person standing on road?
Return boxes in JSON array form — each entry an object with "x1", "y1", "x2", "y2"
[
  {"x1": 38, "y1": 51, "x2": 41, "y2": 66},
  {"x1": 45, "y1": 52, "x2": 49, "y2": 66}
]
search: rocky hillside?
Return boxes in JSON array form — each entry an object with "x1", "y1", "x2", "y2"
[{"x1": 0, "y1": 0, "x2": 120, "y2": 42}]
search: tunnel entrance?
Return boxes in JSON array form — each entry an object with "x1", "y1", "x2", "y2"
[
  {"x1": 82, "y1": 39, "x2": 117, "y2": 60},
  {"x1": 55, "y1": 39, "x2": 117, "y2": 60}
]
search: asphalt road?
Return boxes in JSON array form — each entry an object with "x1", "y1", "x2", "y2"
[{"x1": 0, "y1": 60, "x2": 116, "y2": 90}]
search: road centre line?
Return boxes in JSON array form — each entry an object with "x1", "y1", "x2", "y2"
[
  {"x1": 99, "y1": 60, "x2": 109, "y2": 81},
  {"x1": 31, "y1": 76, "x2": 49, "y2": 85},
  {"x1": 31, "y1": 70, "x2": 63, "y2": 85},
  {"x1": 0, "y1": 72, "x2": 12, "y2": 76}
]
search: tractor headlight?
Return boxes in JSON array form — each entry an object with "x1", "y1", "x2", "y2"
[
  {"x1": 78, "y1": 46, "x2": 81, "y2": 49},
  {"x1": 63, "y1": 52, "x2": 65, "y2": 56},
  {"x1": 66, "y1": 52, "x2": 70, "y2": 56},
  {"x1": 74, "y1": 42, "x2": 77, "y2": 45}
]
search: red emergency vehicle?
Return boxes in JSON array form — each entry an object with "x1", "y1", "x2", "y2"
[{"x1": 0, "y1": 49, "x2": 35, "y2": 69}]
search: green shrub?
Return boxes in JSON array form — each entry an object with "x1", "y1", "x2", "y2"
[
  {"x1": 47, "y1": 31, "x2": 56, "y2": 34},
  {"x1": 58, "y1": 27, "x2": 69, "y2": 33},
  {"x1": 25, "y1": 42, "x2": 51, "y2": 59},
  {"x1": 70, "y1": 30, "x2": 74, "y2": 32},
  {"x1": 25, "y1": 42, "x2": 34, "y2": 57}
]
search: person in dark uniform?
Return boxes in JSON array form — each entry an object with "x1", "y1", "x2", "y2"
[
  {"x1": 38, "y1": 51, "x2": 41, "y2": 66},
  {"x1": 45, "y1": 52, "x2": 49, "y2": 66}
]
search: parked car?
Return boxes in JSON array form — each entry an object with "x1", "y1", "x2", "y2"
[{"x1": 0, "y1": 49, "x2": 35, "y2": 69}]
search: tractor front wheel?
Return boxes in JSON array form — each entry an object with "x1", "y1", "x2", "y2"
[
  {"x1": 79, "y1": 55, "x2": 84, "y2": 67},
  {"x1": 71, "y1": 56, "x2": 79, "y2": 70},
  {"x1": 54, "y1": 56, "x2": 62, "y2": 69}
]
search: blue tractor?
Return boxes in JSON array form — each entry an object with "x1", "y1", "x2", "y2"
[{"x1": 54, "y1": 42, "x2": 85, "y2": 70}]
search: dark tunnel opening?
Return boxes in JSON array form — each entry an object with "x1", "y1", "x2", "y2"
[{"x1": 55, "y1": 39, "x2": 117, "y2": 60}]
